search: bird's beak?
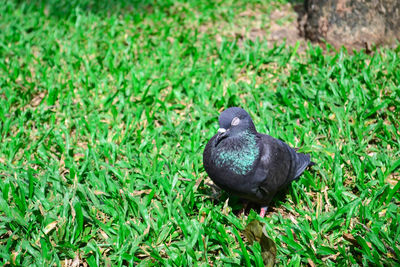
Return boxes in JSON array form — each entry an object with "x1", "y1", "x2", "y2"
[
  {"x1": 215, "y1": 128, "x2": 228, "y2": 146},
  {"x1": 217, "y1": 128, "x2": 227, "y2": 134}
]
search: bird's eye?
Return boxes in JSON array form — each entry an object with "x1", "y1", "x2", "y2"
[{"x1": 231, "y1": 117, "x2": 240, "y2": 126}]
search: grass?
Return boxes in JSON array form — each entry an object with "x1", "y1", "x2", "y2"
[{"x1": 0, "y1": 0, "x2": 399, "y2": 266}]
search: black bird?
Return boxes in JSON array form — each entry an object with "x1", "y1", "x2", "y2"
[{"x1": 203, "y1": 107, "x2": 313, "y2": 217}]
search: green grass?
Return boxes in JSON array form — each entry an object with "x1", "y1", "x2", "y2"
[{"x1": 0, "y1": 0, "x2": 399, "y2": 266}]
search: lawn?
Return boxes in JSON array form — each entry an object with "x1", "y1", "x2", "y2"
[{"x1": 0, "y1": 0, "x2": 399, "y2": 266}]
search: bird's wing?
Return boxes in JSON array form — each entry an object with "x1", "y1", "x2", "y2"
[{"x1": 255, "y1": 134, "x2": 311, "y2": 196}]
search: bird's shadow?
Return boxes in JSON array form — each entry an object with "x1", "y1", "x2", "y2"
[
  {"x1": 237, "y1": 188, "x2": 293, "y2": 216},
  {"x1": 205, "y1": 182, "x2": 293, "y2": 216}
]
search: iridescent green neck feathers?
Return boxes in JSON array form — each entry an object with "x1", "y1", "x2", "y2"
[{"x1": 213, "y1": 131, "x2": 259, "y2": 175}]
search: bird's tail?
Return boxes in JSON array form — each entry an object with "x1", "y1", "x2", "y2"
[{"x1": 293, "y1": 152, "x2": 313, "y2": 179}]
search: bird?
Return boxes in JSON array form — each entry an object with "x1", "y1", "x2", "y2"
[{"x1": 203, "y1": 107, "x2": 313, "y2": 217}]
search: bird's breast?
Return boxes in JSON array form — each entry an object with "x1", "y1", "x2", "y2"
[{"x1": 212, "y1": 139, "x2": 260, "y2": 176}]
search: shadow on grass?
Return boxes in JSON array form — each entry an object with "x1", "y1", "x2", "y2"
[
  {"x1": 202, "y1": 182, "x2": 293, "y2": 217},
  {"x1": 13, "y1": 0, "x2": 309, "y2": 20},
  {"x1": 12, "y1": 0, "x2": 165, "y2": 18}
]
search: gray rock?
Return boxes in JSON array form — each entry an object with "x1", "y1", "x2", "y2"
[{"x1": 304, "y1": 0, "x2": 400, "y2": 50}]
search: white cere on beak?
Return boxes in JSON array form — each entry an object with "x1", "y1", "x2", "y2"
[
  {"x1": 217, "y1": 128, "x2": 227, "y2": 134},
  {"x1": 231, "y1": 117, "x2": 240, "y2": 126}
]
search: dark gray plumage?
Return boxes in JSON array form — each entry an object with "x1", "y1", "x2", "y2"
[{"x1": 203, "y1": 107, "x2": 313, "y2": 216}]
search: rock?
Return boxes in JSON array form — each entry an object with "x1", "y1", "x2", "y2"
[{"x1": 304, "y1": 0, "x2": 400, "y2": 50}]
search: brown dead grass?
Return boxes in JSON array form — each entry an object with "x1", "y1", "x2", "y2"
[{"x1": 198, "y1": 3, "x2": 306, "y2": 50}]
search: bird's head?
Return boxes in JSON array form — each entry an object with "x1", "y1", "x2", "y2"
[{"x1": 215, "y1": 107, "x2": 256, "y2": 146}]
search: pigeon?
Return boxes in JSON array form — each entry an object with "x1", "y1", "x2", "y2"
[{"x1": 203, "y1": 107, "x2": 313, "y2": 217}]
